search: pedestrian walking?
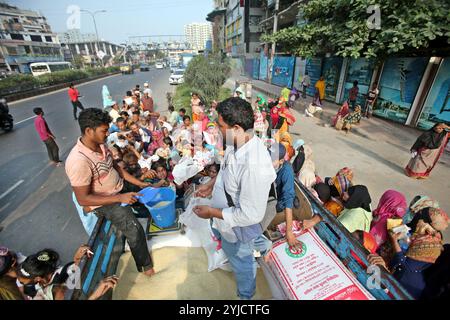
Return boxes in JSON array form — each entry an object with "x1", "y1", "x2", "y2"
[
  {"x1": 33, "y1": 108, "x2": 62, "y2": 167},
  {"x1": 65, "y1": 108, "x2": 156, "y2": 277},
  {"x1": 68, "y1": 83, "x2": 84, "y2": 120},
  {"x1": 405, "y1": 122, "x2": 450, "y2": 179},
  {"x1": 193, "y1": 97, "x2": 277, "y2": 300},
  {"x1": 364, "y1": 82, "x2": 379, "y2": 118},
  {"x1": 301, "y1": 72, "x2": 311, "y2": 99},
  {"x1": 314, "y1": 76, "x2": 325, "y2": 107}
]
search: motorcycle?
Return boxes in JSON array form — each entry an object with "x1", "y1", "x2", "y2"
[{"x1": 0, "y1": 98, "x2": 13, "y2": 132}]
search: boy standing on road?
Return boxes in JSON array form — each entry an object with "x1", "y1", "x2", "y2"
[
  {"x1": 68, "y1": 83, "x2": 84, "y2": 120},
  {"x1": 65, "y1": 108, "x2": 156, "y2": 277},
  {"x1": 33, "y1": 107, "x2": 62, "y2": 167}
]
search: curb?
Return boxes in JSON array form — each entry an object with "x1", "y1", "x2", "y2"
[{"x1": 3, "y1": 72, "x2": 121, "y2": 103}]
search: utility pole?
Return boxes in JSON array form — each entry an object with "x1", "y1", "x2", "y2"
[
  {"x1": 81, "y1": 9, "x2": 106, "y2": 67},
  {"x1": 268, "y1": 0, "x2": 279, "y2": 84}
]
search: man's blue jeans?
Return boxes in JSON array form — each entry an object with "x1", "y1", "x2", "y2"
[{"x1": 212, "y1": 227, "x2": 272, "y2": 300}]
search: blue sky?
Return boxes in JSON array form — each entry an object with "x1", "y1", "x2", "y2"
[{"x1": 7, "y1": 0, "x2": 213, "y2": 44}]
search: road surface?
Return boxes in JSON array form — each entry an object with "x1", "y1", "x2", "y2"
[{"x1": 0, "y1": 68, "x2": 174, "y2": 262}]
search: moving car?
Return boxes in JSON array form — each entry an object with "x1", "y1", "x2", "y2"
[
  {"x1": 120, "y1": 63, "x2": 134, "y2": 75},
  {"x1": 140, "y1": 63, "x2": 150, "y2": 71},
  {"x1": 155, "y1": 62, "x2": 164, "y2": 69},
  {"x1": 169, "y1": 69, "x2": 184, "y2": 85}
]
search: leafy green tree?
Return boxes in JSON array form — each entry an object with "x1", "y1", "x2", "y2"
[
  {"x1": 262, "y1": 0, "x2": 450, "y2": 61},
  {"x1": 183, "y1": 54, "x2": 230, "y2": 105}
]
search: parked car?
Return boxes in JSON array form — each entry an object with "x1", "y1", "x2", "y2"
[
  {"x1": 120, "y1": 63, "x2": 133, "y2": 74},
  {"x1": 140, "y1": 63, "x2": 150, "y2": 71},
  {"x1": 169, "y1": 69, "x2": 184, "y2": 85},
  {"x1": 155, "y1": 62, "x2": 164, "y2": 69}
]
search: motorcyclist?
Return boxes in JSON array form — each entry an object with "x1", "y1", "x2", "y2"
[{"x1": 0, "y1": 97, "x2": 13, "y2": 132}]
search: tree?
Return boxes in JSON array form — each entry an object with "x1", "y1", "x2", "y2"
[
  {"x1": 72, "y1": 55, "x2": 85, "y2": 69},
  {"x1": 183, "y1": 54, "x2": 231, "y2": 105},
  {"x1": 262, "y1": 0, "x2": 450, "y2": 61}
]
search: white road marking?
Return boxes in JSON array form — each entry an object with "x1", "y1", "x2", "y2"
[
  {"x1": 0, "y1": 180, "x2": 24, "y2": 200},
  {"x1": 15, "y1": 115, "x2": 37, "y2": 125}
]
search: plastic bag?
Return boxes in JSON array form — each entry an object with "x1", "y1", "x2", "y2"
[
  {"x1": 172, "y1": 156, "x2": 203, "y2": 185},
  {"x1": 179, "y1": 197, "x2": 211, "y2": 230}
]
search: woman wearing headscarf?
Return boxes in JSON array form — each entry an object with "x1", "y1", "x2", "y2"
[
  {"x1": 341, "y1": 105, "x2": 362, "y2": 132},
  {"x1": 377, "y1": 195, "x2": 440, "y2": 266},
  {"x1": 102, "y1": 85, "x2": 114, "y2": 109},
  {"x1": 403, "y1": 195, "x2": 440, "y2": 225},
  {"x1": 323, "y1": 168, "x2": 354, "y2": 217},
  {"x1": 292, "y1": 139, "x2": 305, "y2": 175},
  {"x1": 313, "y1": 183, "x2": 331, "y2": 204},
  {"x1": 405, "y1": 123, "x2": 450, "y2": 179},
  {"x1": 0, "y1": 247, "x2": 26, "y2": 300},
  {"x1": 389, "y1": 207, "x2": 449, "y2": 299},
  {"x1": 331, "y1": 100, "x2": 350, "y2": 127},
  {"x1": 272, "y1": 97, "x2": 296, "y2": 137},
  {"x1": 370, "y1": 190, "x2": 408, "y2": 247},
  {"x1": 297, "y1": 144, "x2": 315, "y2": 180},
  {"x1": 279, "y1": 132, "x2": 295, "y2": 161},
  {"x1": 337, "y1": 185, "x2": 373, "y2": 233}
]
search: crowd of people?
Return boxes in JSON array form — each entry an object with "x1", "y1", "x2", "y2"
[{"x1": 2, "y1": 77, "x2": 449, "y2": 301}]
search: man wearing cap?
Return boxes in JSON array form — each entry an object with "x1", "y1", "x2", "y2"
[
  {"x1": 269, "y1": 143, "x2": 302, "y2": 250},
  {"x1": 141, "y1": 89, "x2": 158, "y2": 129},
  {"x1": 143, "y1": 82, "x2": 152, "y2": 97},
  {"x1": 108, "y1": 101, "x2": 120, "y2": 123}
]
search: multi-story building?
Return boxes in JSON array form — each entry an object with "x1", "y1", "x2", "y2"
[
  {"x1": 184, "y1": 23, "x2": 212, "y2": 51},
  {"x1": 206, "y1": 0, "x2": 227, "y2": 53},
  {"x1": 220, "y1": 0, "x2": 265, "y2": 58},
  {"x1": 0, "y1": 2, "x2": 63, "y2": 74}
]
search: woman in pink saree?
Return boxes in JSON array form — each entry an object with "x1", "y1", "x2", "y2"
[{"x1": 370, "y1": 190, "x2": 407, "y2": 247}]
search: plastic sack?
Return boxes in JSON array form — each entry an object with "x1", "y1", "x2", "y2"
[
  {"x1": 204, "y1": 241, "x2": 231, "y2": 272},
  {"x1": 172, "y1": 156, "x2": 203, "y2": 185},
  {"x1": 180, "y1": 197, "x2": 232, "y2": 272}
]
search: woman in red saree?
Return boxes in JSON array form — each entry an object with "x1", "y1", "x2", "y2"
[
  {"x1": 271, "y1": 97, "x2": 296, "y2": 137},
  {"x1": 331, "y1": 101, "x2": 350, "y2": 127},
  {"x1": 405, "y1": 123, "x2": 450, "y2": 179}
]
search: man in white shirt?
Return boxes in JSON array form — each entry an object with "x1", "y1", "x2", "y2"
[
  {"x1": 108, "y1": 102, "x2": 120, "y2": 123},
  {"x1": 301, "y1": 72, "x2": 311, "y2": 98},
  {"x1": 194, "y1": 97, "x2": 276, "y2": 300}
]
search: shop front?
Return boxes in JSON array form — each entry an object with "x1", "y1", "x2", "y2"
[
  {"x1": 340, "y1": 58, "x2": 375, "y2": 107},
  {"x1": 373, "y1": 57, "x2": 429, "y2": 124},
  {"x1": 416, "y1": 57, "x2": 450, "y2": 129}
]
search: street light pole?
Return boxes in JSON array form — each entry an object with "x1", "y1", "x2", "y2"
[
  {"x1": 268, "y1": 0, "x2": 279, "y2": 84},
  {"x1": 81, "y1": 9, "x2": 106, "y2": 67}
]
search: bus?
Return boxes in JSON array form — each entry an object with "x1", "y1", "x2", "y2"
[{"x1": 29, "y1": 62, "x2": 72, "y2": 76}]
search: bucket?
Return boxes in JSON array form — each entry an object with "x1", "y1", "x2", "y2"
[{"x1": 138, "y1": 187, "x2": 176, "y2": 228}]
